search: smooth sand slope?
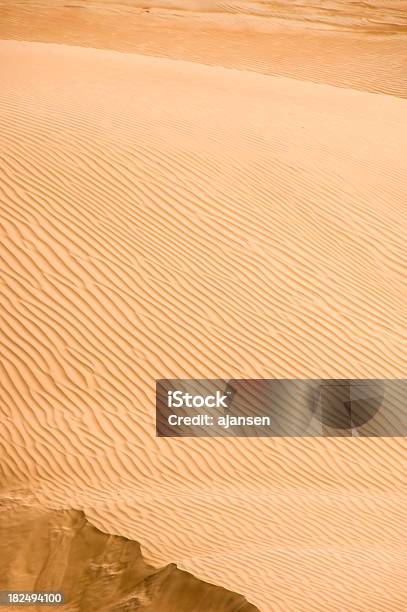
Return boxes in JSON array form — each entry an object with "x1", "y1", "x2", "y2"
[{"x1": 1, "y1": 8, "x2": 407, "y2": 612}]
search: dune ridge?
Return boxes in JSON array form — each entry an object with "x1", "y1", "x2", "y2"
[{"x1": 1, "y1": 1, "x2": 407, "y2": 98}]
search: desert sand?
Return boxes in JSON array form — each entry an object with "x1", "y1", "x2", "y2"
[
  {"x1": 0, "y1": 500, "x2": 257, "y2": 610},
  {"x1": 1, "y1": 2, "x2": 407, "y2": 611}
]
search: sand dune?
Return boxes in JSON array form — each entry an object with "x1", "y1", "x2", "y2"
[
  {"x1": 1, "y1": 1, "x2": 407, "y2": 98},
  {"x1": 1, "y1": 3, "x2": 407, "y2": 611}
]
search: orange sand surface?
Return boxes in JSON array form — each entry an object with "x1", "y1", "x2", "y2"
[{"x1": 1, "y1": 2, "x2": 407, "y2": 611}]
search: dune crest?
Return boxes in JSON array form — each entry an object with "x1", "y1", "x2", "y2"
[{"x1": 1, "y1": 1, "x2": 406, "y2": 98}]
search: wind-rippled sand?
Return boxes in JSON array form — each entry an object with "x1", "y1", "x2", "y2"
[{"x1": 1, "y1": 2, "x2": 407, "y2": 610}]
